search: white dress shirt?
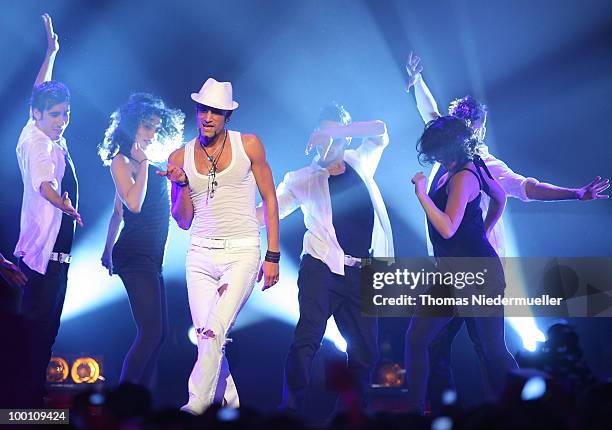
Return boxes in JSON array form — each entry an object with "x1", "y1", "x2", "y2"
[
  {"x1": 14, "y1": 119, "x2": 70, "y2": 274},
  {"x1": 426, "y1": 145, "x2": 539, "y2": 258},
  {"x1": 276, "y1": 134, "x2": 394, "y2": 276}
]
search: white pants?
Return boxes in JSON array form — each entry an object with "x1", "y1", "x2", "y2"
[{"x1": 181, "y1": 236, "x2": 260, "y2": 414}]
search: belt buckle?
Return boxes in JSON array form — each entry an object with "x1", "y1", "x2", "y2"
[
  {"x1": 50, "y1": 252, "x2": 71, "y2": 264},
  {"x1": 345, "y1": 255, "x2": 358, "y2": 268},
  {"x1": 345, "y1": 255, "x2": 371, "y2": 269}
]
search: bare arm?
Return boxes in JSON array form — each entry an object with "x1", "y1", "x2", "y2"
[
  {"x1": 413, "y1": 171, "x2": 479, "y2": 239},
  {"x1": 245, "y1": 136, "x2": 280, "y2": 252},
  {"x1": 306, "y1": 121, "x2": 388, "y2": 156},
  {"x1": 110, "y1": 155, "x2": 148, "y2": 213},
  {"x1": 34, "y1": 14, "x2": 59, "y2": 87},
  {"x1": 406, "y1": 52, "x2": 440, "y2": 123},
  {"x1": 101, "y1": 193, "x2": 123, "y2": 275},
  {"x1": 157, "y1": 148, "x2": 193, "y2": 230},
  {"x1": 256, "y1": 173, "x2": 301, "y2": 226},
  {"x1": 324, "y1": 121, "x2": 387, "y2": 140},
  {"x1": 485, "y1": 153, "x2": 610, "y2": 202},
  {"x1": 39, "y1": 181, "x2": 83, "y2": 227},
  {"x1": 525, "y1": 177, "x2": 609, "y2": 201},
  {"x1": 244, "y1": 134, "x2": 280, "y2": 290}
]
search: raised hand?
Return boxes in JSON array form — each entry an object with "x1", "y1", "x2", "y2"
[
  {"x1": 42, "y1": 13, "x2": 59, "y2": 55},
  {"x1": 130, "y1": 140, "x2": 148, "y2": 164},
  {"x1": 412, "y1": 171, "x2": 428, "y2": 196},
  {"x1": 156, "y1": 163, "x2": 188, "y2": 184},
  {"x1": 406, "y1": 51, "x2": 423, "y2": 91},
  {"x1": 61, "y1": 192, "x2": 84, "y2": 227},
  {"x1": 576, "y1": 176, "x2": 610, "y2": 200}
]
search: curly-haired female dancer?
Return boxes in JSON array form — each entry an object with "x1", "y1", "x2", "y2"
[{"x1": 99, "y1": 93, "x2": 184, "y2": 386}]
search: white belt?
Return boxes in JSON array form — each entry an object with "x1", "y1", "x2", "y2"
[
  {"x1": 190, "y1": 236, "x2": 260, "y2": 249},
  {"x1": 344, "y1": 255, "x2": 371, "y2": 268},
  {"x1": 50, "y1": 252, "x2": 72, "y2": 264}
]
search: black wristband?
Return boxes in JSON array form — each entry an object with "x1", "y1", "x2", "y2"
[
  {"x1": 265, "y1": 250, "x2": 280, "y2": 263},
  {"x1": 175, "y1": 176, "x2": 189, "y2": 187}
]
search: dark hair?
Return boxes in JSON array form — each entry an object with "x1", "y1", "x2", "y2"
[
  {"x1": 318, "y1": 102, "x2": 351, "y2": 125},
  {"x1": 98, "y1": 93, "x2": 185, "y2": 165},
  {"x1": 417, "y1": 116, "x2": 479, "y2": 166},
  {"x1": 30, "y1": 80, "x2": 71, "y2": 115},
  {"x1": 448, "y1": 95, "x2": 487, "y2": 128}
]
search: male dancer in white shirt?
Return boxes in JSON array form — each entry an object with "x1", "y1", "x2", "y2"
[
  {"x1": 14, "y1": 14, "x2": 83, "y2": 407},
  {"x1": 267, "y1": 103, "x2": 394, "y2": 417}
]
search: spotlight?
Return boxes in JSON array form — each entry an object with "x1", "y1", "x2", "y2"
[
  {"x1": 89, "y1": 392, "x2": 105, "y2": 406},
  {"x1": 333, "y1": 336, "x2": 347, "y2": 353},
  {"x1": 521, "y1": 376, "x2": 546, "y2": 401},
  {"x1": 441, "y1": 389, "x2": 457, "y2": 406},
  {"x1": 516, "y1": 323, "x2": 595, "y2": 394},
  {"x1": 46, "y1": 357, "x2": 70, "y2": 383},
  {"x1": 431, "y1": 416, "x2": 453, "y2": 430},
  {"x1": 217, "y1": 407, "x2": 239, "y2": 421},
  {"x1": 508, "y1": 317, "x2": 545, "y2": 352},
  {"x1": 375, "y1": 363, "x2": 405, "y2": 387},
  {"x1": 188, "y1": 326, "x2": 197, "y2": 345},
  {"x1": 71, "y1": 357, "x2": 103, "y2": 384}
]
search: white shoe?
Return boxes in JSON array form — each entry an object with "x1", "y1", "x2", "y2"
[{"x1": 180, "y1": 403, "x2": 202, "y2": 415}]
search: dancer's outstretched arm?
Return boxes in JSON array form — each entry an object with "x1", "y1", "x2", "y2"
[
  {"x1": 525, "y1": 176, "x2": 609, "y2": 201},
  {"x1": 159, "y1": 148, "x2": 194, "y2": 230},
  {"x1": 485, "y1": 155, "x2": 609, "y2": 201}
]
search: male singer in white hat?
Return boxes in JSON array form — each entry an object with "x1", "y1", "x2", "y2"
[{"x1": 158, "y1": 78, "x2": 280, "y2": 414}]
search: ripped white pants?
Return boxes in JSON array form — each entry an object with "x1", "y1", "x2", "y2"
[{"x1": 181, "y1": 235, "x2": 260, "y2": 414}]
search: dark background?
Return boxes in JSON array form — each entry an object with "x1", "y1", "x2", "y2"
[{"x1": 1, "y1": 0, "x2": 611, "y2": 413}]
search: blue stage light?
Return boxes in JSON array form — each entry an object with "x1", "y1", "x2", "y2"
[{"x1": 521, "y1": 376, "x2": 546, "y2": 401}]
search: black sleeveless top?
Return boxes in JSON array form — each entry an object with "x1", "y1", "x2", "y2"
[
  {"x1": 427, "y1": 166, "x2": 498, "y2": 259},
  {"x1": 112, "y1": 163, "x2": 170, "y2": 274},
  {"x1": 428, "y1": 164, "x2": 506, "y2": 309}
]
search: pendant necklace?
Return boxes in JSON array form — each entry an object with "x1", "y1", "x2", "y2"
[{"x1": 200, "y1": 130, "x2": 227, "y2": 203}]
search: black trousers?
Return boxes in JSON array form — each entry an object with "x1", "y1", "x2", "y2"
[
  {"x1": 116, "y1": 269, "x2": 168, "y2": 388},
  {"x1": 426, "y1": 317, "x2": 492, "y2": 413},
  {"x1": 0, "y1": 277, "x2": 29, "y2": 408},
  {"x1": 281, "y1": 254, "x2": 379, "y2": 412},
  {"x1": 405, "y1": 314, "x2": 518, "y2": 414},
  {"x1": 18, "y1": 260, "x2": 69, "y2": 407}
]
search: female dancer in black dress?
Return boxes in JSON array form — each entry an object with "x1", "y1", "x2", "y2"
[
  {"x1": 406, "y1": 116, "x2": 517, "y2": 413},
  {"x1": 99, "y1": 93, "x2": 184, "y2": 386}
]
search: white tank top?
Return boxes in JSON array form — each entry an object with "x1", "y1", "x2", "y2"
[{"x1": 184, "y1": 131, "x2": 259, "y2": 239}]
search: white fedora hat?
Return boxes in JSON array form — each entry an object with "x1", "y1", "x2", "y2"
[{"x1": 191, "y1": 78, "x2": 239, "y2": 110}]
